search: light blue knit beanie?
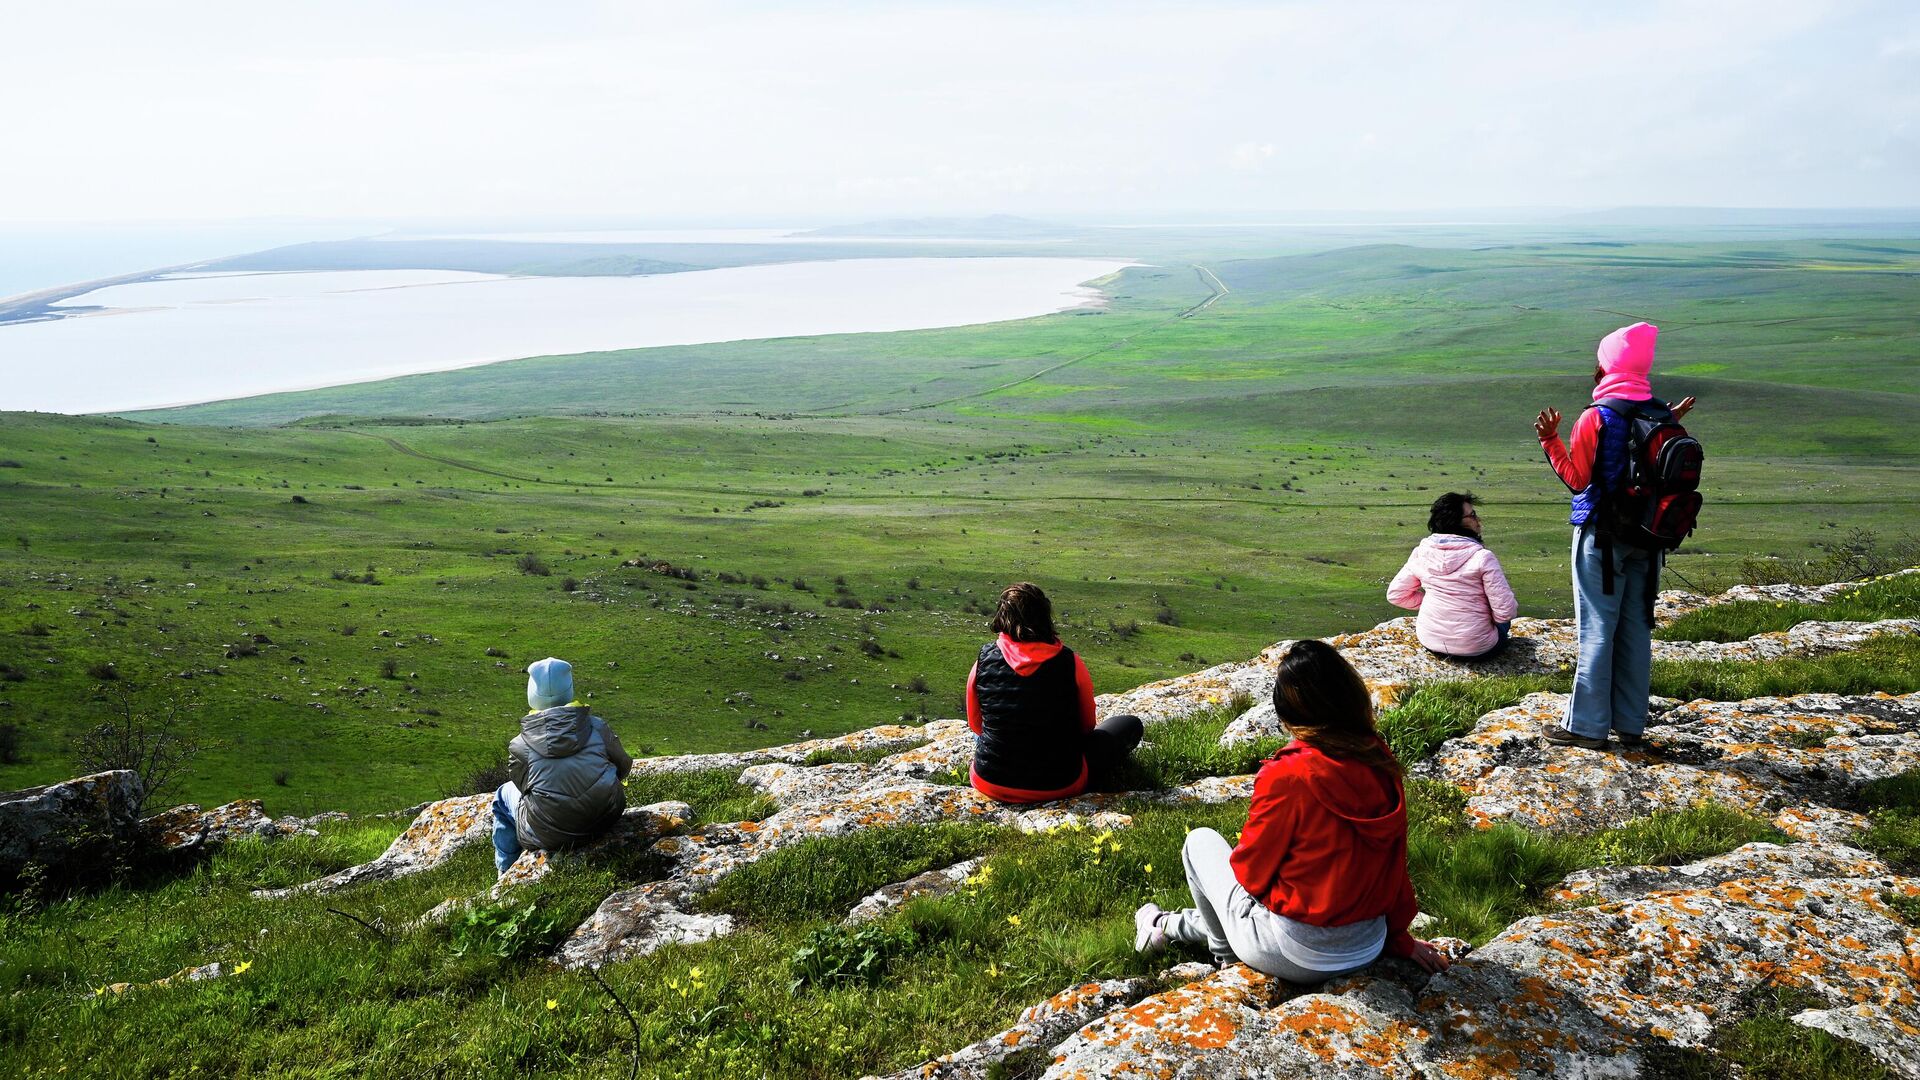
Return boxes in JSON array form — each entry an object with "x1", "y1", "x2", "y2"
[{"x1": 526, "y1": 657, "x2": 575, "y2": 711}]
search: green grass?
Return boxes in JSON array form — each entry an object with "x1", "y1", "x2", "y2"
[
  {"x1": 1656, "y1": 571, "x2": 1920, "y2": 642},
  {"x1": 1853, "y1": 770, "x2": 1920, "y2": 871},
  {"x1": 0, "y1": 778, "x2": 1792, "y2": 1079},
  {"x1": 1405, "y1": 781, "x2": 1784, "y2": 943},
  {"x1": 622, "y1": 769, "x2": 780, "y2": 826},
  {"x1": 1107, "y1": 700, "x2": 1287, "y2": 791},
  {"x1": 1379, "y1": 676, "x2": 1568, "y2": 763},
  {"x1": 8, "y1": 233, "x2": 1920, "y2": 817},
  {"x1": 1649, "y1": 636, "x2": 1920, "y2": 702},
  {"x1": 702, "y1": 822, "x2": 1007, "y2": 923}
]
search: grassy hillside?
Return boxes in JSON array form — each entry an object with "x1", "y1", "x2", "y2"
[{"x1": 1, "y1": 238, "x2": 1914, "y2": 815}]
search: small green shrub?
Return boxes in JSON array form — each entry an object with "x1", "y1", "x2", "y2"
[
  {"x1": 787, "y1": 921, "x2": 923, "y2": 991},
  {"x1": 449, "y1": 900, "x2": 572, "y2": 960}
]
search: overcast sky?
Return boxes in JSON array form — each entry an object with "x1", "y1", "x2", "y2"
[{"x1": 3, "y1": 1, "x2": 1915, "y2": 223}]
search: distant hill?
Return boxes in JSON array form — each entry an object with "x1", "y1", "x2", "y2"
[
  {"x1": 1556, "y1": 206, "x2": 1920, "y2": 227},
  {"x1": 800, "y1": 214, "x2": 1087, "y2": 239}
]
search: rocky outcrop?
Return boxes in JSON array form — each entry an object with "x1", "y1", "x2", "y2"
[
  {"x1": 844, "y1": 858, "x2": 983, "y2": 926},
  {"x1": 140, "y1": 799, "x2": 322, "y2": 852},
  {"x1": 1030, "y1": 856, "x2": 1920, "y2": 1078},
  {"x1": 0, "y1": 770, "x2": 144, "y2": 888},
  {"x1": 1549, "y1": 839, "x2": 1889, "y2": 904},
  {"x1": 253, "y1": 793, "x2": 493, "y2": 898},
  {"x1": 1102, "y1": 593, "x2": 1916, "y2": 746},
  {"x1": 627, "y1": 723, "x2": 935, "y2": 776},
  {"x1": 864, "y1": 977, "x2": 1158, "y2": 1080},
  {"x1": 555, "y1": 775, "x2": 1260, "y2": 968},
  {"x1": 1417, "y1": 690, "x2": 1920, "y2": 832}
]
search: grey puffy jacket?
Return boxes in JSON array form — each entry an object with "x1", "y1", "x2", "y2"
[{"x1": 507, "y1": 705, "x2": 634, "y2": 851}]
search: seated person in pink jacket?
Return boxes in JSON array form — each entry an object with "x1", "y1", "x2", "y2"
[{"x1": 1387, "y1": 492, "x2": 1518, "y2": 660}]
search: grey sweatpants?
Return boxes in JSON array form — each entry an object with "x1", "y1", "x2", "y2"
[{"x1": 1161, "y1": 827, "x2": 1380, "y2": 983}]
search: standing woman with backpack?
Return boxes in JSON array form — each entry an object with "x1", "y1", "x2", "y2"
[{"x1": 1534, "y1": 322, "x2": 1701, "y2": 749}]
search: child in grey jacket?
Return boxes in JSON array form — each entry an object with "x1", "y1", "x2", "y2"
[{"x1": 492, "y1": 657, "x2": 634, "y2": 874}]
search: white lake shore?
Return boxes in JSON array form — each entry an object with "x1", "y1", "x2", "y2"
[{"x1": 0, "y1": 257, "x2": 1131, "y2": 414}]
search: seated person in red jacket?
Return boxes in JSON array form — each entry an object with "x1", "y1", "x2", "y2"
[
  {"x1": 966, "y1": 582, "x2": 1143, "y2": 803},
  {"x1": 1134, "y1": 639, "x2": 1451, "y2": 980}
]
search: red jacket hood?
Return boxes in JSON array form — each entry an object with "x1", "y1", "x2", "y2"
[
  {"x1": 997, "y1": 633, "x2": 1064, "y2": 675},
  {"x1": 1290, "y1": 742, "x2": 1406, "y2": 842}
]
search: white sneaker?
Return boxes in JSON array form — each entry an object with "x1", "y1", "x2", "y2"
[{"x1": 1134, "y1": 903, "x2": 1168, "y2": 954}]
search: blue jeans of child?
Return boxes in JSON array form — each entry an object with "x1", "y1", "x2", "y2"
[
  {"x1": 1565, "y1": 523, "x2": 1658, "y2": 740},
  {"x1": 492, "y1": 782, "x2": 523, "y2": 875}
]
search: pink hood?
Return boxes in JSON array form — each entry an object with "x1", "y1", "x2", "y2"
[
  {"x1": 997, "y1": 633, "x2": 1063, "y2": 675},
  {"x1": 1385, "y1": 534, "x2": 1518, "y2": 656},
  {"x1": 1593, "y1": 321, "x2": 1657, "y2": 402}
]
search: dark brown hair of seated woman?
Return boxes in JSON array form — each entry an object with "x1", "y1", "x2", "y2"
[
  {"x1": 1271, "y1": 639, "x2": 1402, "y2": 777},
  {"x1": 991, "y1": 581, "x2": 1057, "y2": 643}
]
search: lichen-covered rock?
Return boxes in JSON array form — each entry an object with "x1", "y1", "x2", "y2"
[
  {"x1": 1774, "y1": 805, "x2": 1872, "y2": 846},
  {"x1": 91, "y1": 960, "x2": 231, "y2": 998},
  {"x1": 1095, "y1": 641, "x2": 1295, "y2": 727},
  {"x1": 1036, "y1": 869, "x2": 1920, "y2": 1078},
  {"x1": 141, "y1": 799, "x2": 316, "y2": 851},
  {"x1": 628, "y1": 724, "x2": 933, "y2": 776},
  {"x1": 1040, "y1": 964, "x2": 1289, "y2": 1079},
  {"x1": 864, "y1": 977, "x2": 1155, "y2": 1080},
  {"x1": 0, "y1": 770, "x2": 144, "y2": 887},
  {"x1": 873, "y1": 729, "x2": 976, "y2": 779},
  {"x1": 844, "y1": 858, "x2": 984, "y2": 926},
  {"x1": 1550, "y1": 841, "x2": 1890, "y2": 904},
  {"x1": 552, "y1": 879, "x2": 734, "y2": 969},
  {"x1": 1012, "y1": 809, "x2": 1133, "y2": 834},
  {"x1": 254, "y1": 793, "x2": 492, "y2": 898},
  {"x1": 491, "y1": 801, "x2": 690, "y2": 893},
  {"x1": 739, "y1": 761, "x2": 879, "y2": 807},
  {"x1": 1219, "y1": 700, "x2": 1285, "y2": 747},
  {"x1": 1416, "y1": 691, "x2": 1920, "y2": 832},
  {"x1": 1414, "y1": 874, "x2": 1920, "y2": 1077}
]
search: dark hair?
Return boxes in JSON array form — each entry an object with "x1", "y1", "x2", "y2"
[
  {"x1": 1427, "y1": 491, "x2": 1479, "y2": 536},
  {"x1": 1271, "y1": 639, "x2": 1401, "y2": 777},
  {"x1": 991, "y1": 582, "x2": 1057, "y2": 643}
]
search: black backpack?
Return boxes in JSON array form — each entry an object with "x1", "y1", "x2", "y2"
[{"x1": 1593, "y1": 398, "x2": 1704, "y2": 553}]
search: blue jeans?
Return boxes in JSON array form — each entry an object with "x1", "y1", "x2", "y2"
[
  {"x1": 492, "y1": 782, "x2": 523, "y2": 875},
  {"x1": 1565, "y1": 523, "x2": 1657, "y2": 740}
]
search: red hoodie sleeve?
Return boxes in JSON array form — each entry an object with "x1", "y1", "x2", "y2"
[
  {"x1": 1384, "y1": 865, "x2": 1419, "y2": 957},
  {"x1": 965, "y1": 661, "x2": 982, "y2": 734},
  {"x1": 1074, "y1": 655, "x2": 1096, "y2": 733},
  {"x1": 1229, "y1": 762, "x2": 1298, "y2": 899},
  {"x1": 1542, "y1": 407, "x2": 1602, "y2": 493}
]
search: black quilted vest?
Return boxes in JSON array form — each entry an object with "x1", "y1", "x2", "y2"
[{"x1": 972, "y1": 640, "x2": 1083, "y2": 793}]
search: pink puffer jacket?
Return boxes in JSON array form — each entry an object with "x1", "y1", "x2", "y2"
[{"x1": 1386, "y1": 534, "x2": 1518, "y2": 657}]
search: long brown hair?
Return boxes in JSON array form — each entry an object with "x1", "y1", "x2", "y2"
[
  {"x1": 991, "y1": 582, "x2": 1057, "y2": 643},
  {"x1": 1271, "y1": 639, "x2": 1401, "y2": 776}
]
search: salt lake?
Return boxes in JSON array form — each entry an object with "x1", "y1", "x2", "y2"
[{"x1": 0, "y1": 257, "x2": 1129, "y2": 414}]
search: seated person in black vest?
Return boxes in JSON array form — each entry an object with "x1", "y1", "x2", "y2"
[{"x1": 966, "y1": 582, "x2": 1144, "y2": 803}]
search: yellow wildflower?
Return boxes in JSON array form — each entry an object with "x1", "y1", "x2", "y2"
[
  {"x1": 1006, "y1": 914, "x2": 1021, "y2": 926},
  {"x1": 231, "y1": 960, "x2": 253, "y2": 975},
  {"x1": 1144, "y1": 863, "x2": 1154, "y2": 874},
  {"x1": 546, "y1": 999, "x2": 559, "y2": 1011}
]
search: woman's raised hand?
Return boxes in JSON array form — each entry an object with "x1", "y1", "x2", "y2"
[
  {"x1": 1407, "y1": 938, "x2": 1453, "y2": 973},
  {"x1": 1669, "y1": 396, "x2": 1696, "y2": 421},
  {"x1": 1533, "y1": 407, "x2": 1562, "y2": 441}
]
